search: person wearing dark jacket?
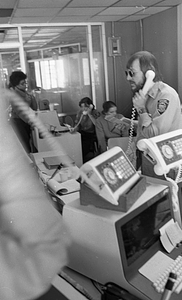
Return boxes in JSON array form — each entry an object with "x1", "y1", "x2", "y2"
[
  {"x1": 71, "y1": 97, "x2": 100, "y2": 163},
  {"x1": 9, "y1": 71, "x2": 38, "y2": 153}
]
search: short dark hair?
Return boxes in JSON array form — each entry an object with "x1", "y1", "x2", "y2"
[
  {"x1": 79, "y1": 97, "x2": 93, "y2": 107},
  {"x1": 102, "y1": 101, "x2": 116, "y2": 114},
  {"x1": 9, "y1": 71, "x2": 27, "y2": 88},
  {"x1": 126, "y1": 51, "x2": 162, "y2": 82}
]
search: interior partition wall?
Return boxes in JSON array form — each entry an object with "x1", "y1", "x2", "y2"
[{"x1": 0, "y1": 23, "x2": 108, "y2": 115}]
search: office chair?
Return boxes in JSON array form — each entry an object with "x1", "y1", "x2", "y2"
[
  {"x1": 108, "y1": 137, "x2": 137, "y2": 168},
  {"x1": 39, "y1": 99, "x2": 50, "y2": 110},
  {"x1": 31, "y1": 110, "x2": 83, "y2": 167},
  {"x1": 108, "y1": 137, "x2": 130, "y2": 152},
  {"x1": 64, "y1": 115, "x2": 74, "y2": 127},
  {"x1": 32, "y1": 110, "x2": 65, "y2": 149}
]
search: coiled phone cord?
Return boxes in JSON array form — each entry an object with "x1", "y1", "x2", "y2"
[
  {"x1": 164, "y1": 174, "x2": 182, "y2": 228},
  {"x1": 175, "y1": 164, "x2": 182, "y2": 184},
  {"x1": 72, "y1": 112, "x2": 84, "y2": 130},
  {"x1": 125, "y1": 70, "x2": 156, "y2": 167},
  {"x1": 125, "y1": 106, "x2": 136, "y2": 166}
]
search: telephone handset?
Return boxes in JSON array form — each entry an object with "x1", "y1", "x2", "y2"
[
  {"x1": 80, "y1": 146, "x2": 140, "y2": 205},
  {"x1": 126, "y1": 70, "x2": 155, "y2": 164},
  {"x1": 137, "y1": 129, "x2": 182, "y2": 176},
  {"x1": 82, "y1": 104, "x2": 93, "y2": 115},
  {"x1": 141, "y1": 70, "x2": 155, "y2": 96}
]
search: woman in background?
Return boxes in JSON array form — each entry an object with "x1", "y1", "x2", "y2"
[
  {"x1": 95, "y1": 101, "x2": 130, "y2": 153},
  {"x1": 71, "y1": 97, "x2": 100, "y2": 163}
]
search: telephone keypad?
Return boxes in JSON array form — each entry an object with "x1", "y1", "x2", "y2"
[
  {"x1": 96, "y1": 152, "x2": 136, "y2": 193},
  {"x1": 157, "y1": 135, "x2": 182, "y2": 165},
  {"x1": 172, "y1": 138, "x2": 182, "y2": 155}
]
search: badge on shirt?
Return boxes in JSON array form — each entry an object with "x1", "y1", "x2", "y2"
[{"x1": 157, "y1": 99, "x2": 169, "y2": 115}]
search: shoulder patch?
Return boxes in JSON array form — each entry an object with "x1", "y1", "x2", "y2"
[{"x1": 157, "y1": 99, "x2": 169, "y2": 115}]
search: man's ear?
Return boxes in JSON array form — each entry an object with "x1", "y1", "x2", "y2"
[{"x1": 90, "y1": 104, "x2": 93, "y2": 109}]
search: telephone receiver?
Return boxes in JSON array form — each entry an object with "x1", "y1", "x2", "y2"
[
  {"x1": 137, "y1": 129, "x2": 182, "y2": 227},
  {"x1": 82, "y1": 104, "x2": 93, "y2": 115},
  {"x1": 137, "y1": 129, "x2": 182, "y2": 176},
  {"x1": 47, "y1": 178, "x2": 80, "y2": 196},
  {"x1": 142, "y1": 69, "x2": 155, "y2": 96}
]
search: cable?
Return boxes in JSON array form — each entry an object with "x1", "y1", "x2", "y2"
[
  {"x1": 175, "y1": 164, "x2": 182, "y2": 184},
  {"x1": 91, "y1": 280, "x2": 105, "y2": 295},
  {"x1": 164, "y1": 174, "x2": 182, "y2": 227},
  {"x1": 72, "y1": 112, "x2": 84, "y2": 130},
  {"x1": 125, "y1": 106, "x2": 136, "y2": 166}
]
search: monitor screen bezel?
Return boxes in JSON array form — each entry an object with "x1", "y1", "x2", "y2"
[{"x1": 115, "y1": 186, "x2": 173, "y2": 280}]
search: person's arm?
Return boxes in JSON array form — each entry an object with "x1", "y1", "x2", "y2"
[
  {"x1": 0, "y1": 89, "x2": 68, "y2": 300},
  {"x1": 88, "y1": 112, "x2": 96, "y2": 125},
  {"x1": 9, "y1": 90, "x2": 36, "y2": 124},
  {"x1": 87, "y1": 109, "x2": 100, "y2": 125},
  {"x1": 135, "y1": 89, "x2": 181, "y2": 138},
  {"x1": 29, "y1": 93, "x2": 38, "y2": 111}
]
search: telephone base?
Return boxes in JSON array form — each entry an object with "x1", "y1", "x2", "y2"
[{"x1": 80, "y1": 176, "x2": 146, "y2": 212}]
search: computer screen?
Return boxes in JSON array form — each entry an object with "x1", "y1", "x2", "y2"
[{"x1": 115, "y1": 186, "x2": 173, "y2": 275}]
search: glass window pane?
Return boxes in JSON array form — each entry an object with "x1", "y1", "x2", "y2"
[
  {"x1": 25, "y1": 25, "x2": 92, "y2": 114},
  {"x1": 91, "y1": 25, "x2": 106, "y2": 112}
]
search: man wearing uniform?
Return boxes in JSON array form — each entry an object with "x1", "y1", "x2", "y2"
[{"x1": 125, "y1": 51, "x2": 182, "y2": 171}]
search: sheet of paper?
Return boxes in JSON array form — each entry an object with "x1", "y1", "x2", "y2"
[
  {"x1": 139, "y1": 251, "x2": 173, "y2": 282},
  {"x1": 165, "y1": 221, "x2": 182, "y2": 246},
  {"x1": 159, "y1": 218, "x2": 174, "y2": 235},
  {"x1": 160, "y1": 232, "x2": 174, "y2": 253}
]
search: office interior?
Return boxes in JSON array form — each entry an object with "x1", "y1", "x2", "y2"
[{"x1": 2, "y1": 1, "x2": 182, "y2": 299}]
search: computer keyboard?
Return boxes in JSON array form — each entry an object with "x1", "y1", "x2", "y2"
[{"x1": 153, "y1": 255, "x2": 182, "y2": 294}]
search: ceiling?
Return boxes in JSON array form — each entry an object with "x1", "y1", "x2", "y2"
[
  {"x1": 0, "y1": 0, "x2": 181, "y2": 23},
  {"x1": 0, "y1": 0, "x2": 182, "y2": 52}
]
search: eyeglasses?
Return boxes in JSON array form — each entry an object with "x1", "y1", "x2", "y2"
[
  {"x1": 125, "y1": 69, "x2": 135, "y2": 78},
  {"x1": 19, "y1": 80, "x2": 27, "y2": 86}
]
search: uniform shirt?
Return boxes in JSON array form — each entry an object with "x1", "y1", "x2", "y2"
[
  {"x1": 137, "y1": 81, "x2": 182, "y2": 141},
  {"x1": 95, "y1": 113, "x2": 129, "y2": 153}
]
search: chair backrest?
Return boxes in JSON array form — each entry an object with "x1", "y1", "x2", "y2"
[
  {"x1": 39, "y1": 99, "x2": 50, "y2": 110},
  {"x1": 64, "y1": 115, "x2": 74, "y2": 127},
  {"x1": 36, "y1": 110, "x2": 61, "y2": 130},
  {"x1": 108, "y1": 137, "x2": 130, "y2": 152},
  {"x1": 31, "y1": 110, "x2": 63, "y2": 151}
]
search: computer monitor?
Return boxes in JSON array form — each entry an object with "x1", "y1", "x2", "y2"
[
  {"x1": 116, "y1": 187, "x2": 172, "y2": 279},
  {"x1": 63, "y1": 177, "x2": 181, "y2": 300}
]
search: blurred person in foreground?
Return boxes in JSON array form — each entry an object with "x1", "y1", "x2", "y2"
[
  {"x1": 125, "y1": 50, "x2": 182, "y2": 170},
  {"x1": 0, "y1": 88, "x2": 68, "y2": 300},
  {"x1": 9, "y1": 71, "x2": 38, "y2": 153}
]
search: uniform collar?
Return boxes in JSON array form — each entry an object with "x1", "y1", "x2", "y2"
[{"x1": 147, "y1": 81, "x2": 163, "y2": 99}]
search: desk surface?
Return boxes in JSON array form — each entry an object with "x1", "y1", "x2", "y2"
[
  {"x1": 30, "y1": 150, "x2": 73, "y2": 176},
  {"x1": 32, "y1": 165, "x2": 182, "y2": 300}
]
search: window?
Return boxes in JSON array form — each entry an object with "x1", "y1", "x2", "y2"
[{"x1": 34, "y1": 58, "x2": 65, "y2": 90}]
